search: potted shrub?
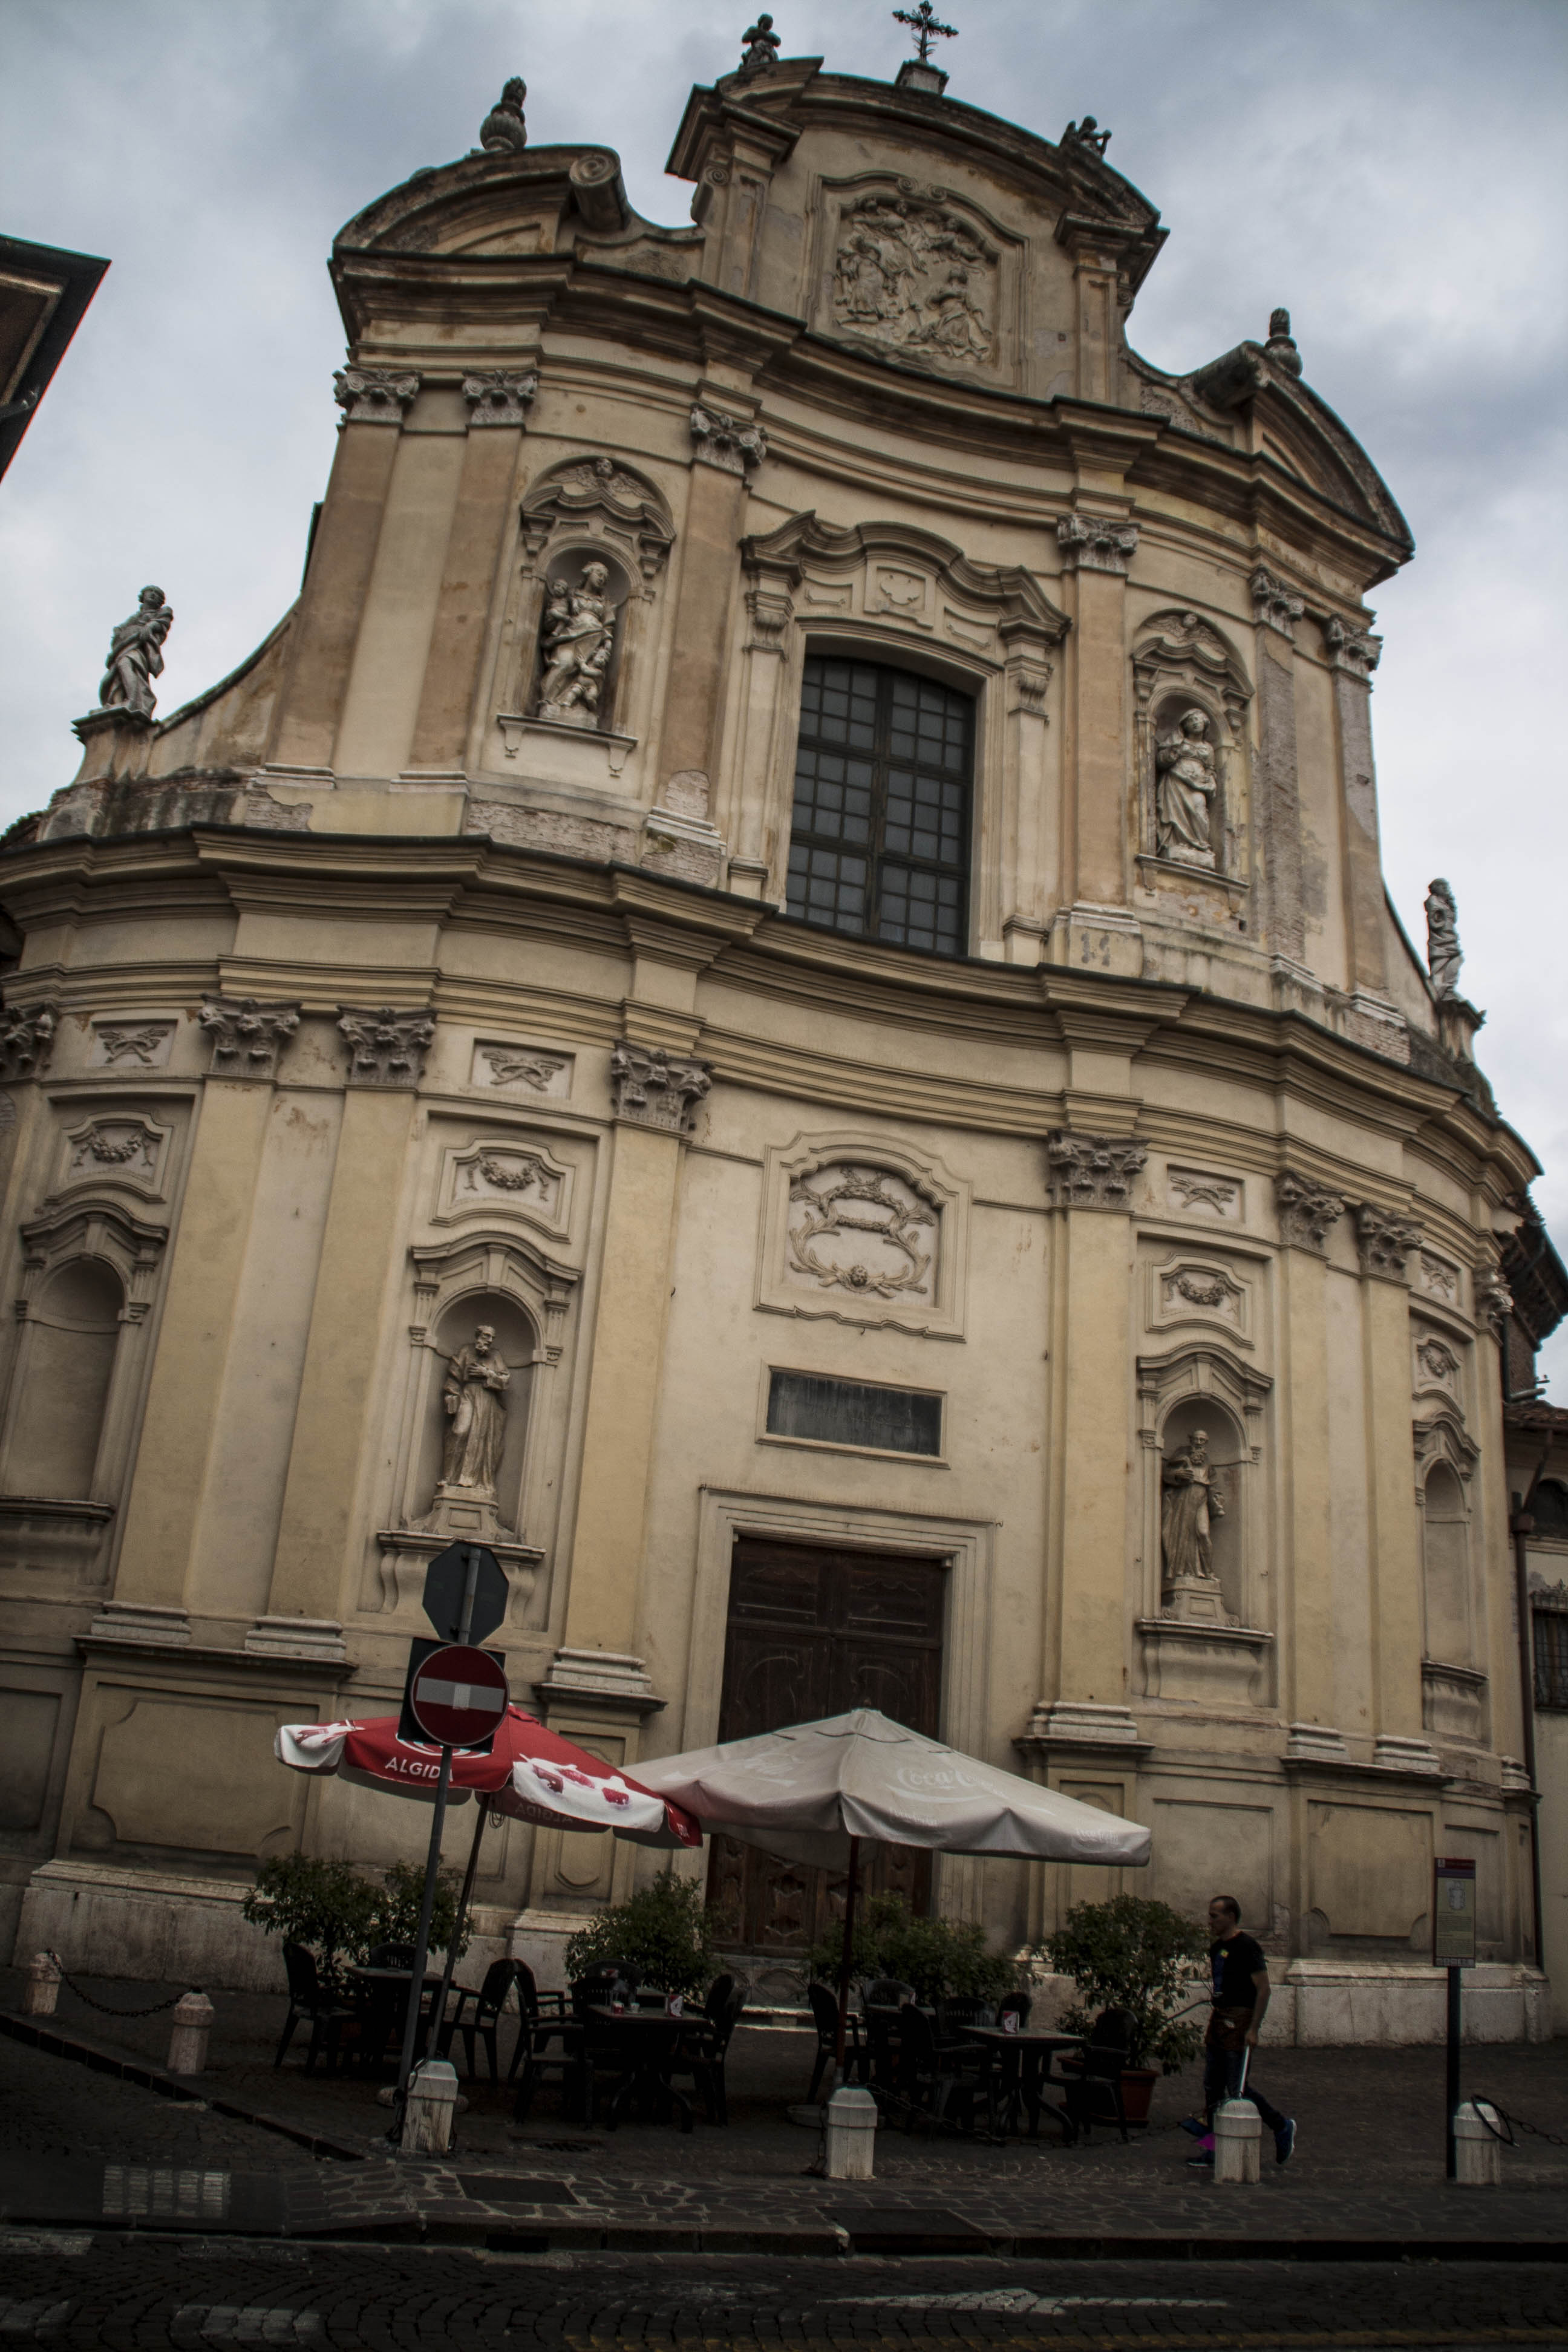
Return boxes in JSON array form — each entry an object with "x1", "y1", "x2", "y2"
[
  {"x1": 805, "y1": 1890, "x2": 1018, "y2": 2005},
  {"x1": 243, "y1": 1853, "x2": 469, "y2": 1992},
  {"x1": 1037, "y1": 1893, "x2": 1206, "y2": 2124},
  {"x1": 564, "y1": 1868, "x2": 714, "y2": 2001}
]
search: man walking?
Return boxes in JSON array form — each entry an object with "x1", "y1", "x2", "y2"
[{"x1": 1185, "y1": 1894, "x2": 1296, "y2": 2166}]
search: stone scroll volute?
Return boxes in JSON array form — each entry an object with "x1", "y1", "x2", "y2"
[{"x1": 755, "y1": 1131, "x2": 970, "y2": 1340}]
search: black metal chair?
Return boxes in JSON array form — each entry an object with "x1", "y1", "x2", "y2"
[
  {"x1": 1058, "y1": 2041, "x2": 1131, "y2": 2143},
  {"x1": 666, "y1": 1975, "x2": 746, "y2": 2125},
  {"x1": 505, "y1": 1960, "x2": 571, "y2": 2085},
  {"x1": 274, "y1": 1942, "x2": 358, "y2": 2074},
  {"x1": 439, "y1": 1957, "x2": 524, "y2": 2084},
  {"x1": 806, "y1": 1980, "x2": 866, "y2": 2102},
  {"x1": 894, "y1": 2002, "x2": 988, "y2": 2131},
  {"x1": 367, "y1": 1942, "x2": 416, "y2": 1969}
]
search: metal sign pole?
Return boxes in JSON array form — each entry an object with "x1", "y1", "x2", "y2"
[
  {"x1": 396, "y1": 1549, "x2": 482, "y2": 2117},
  {"x1": 1433, "y1": 1857, "x2": 1475, "y2": 2183},
  {"x1": 1445, "y1": 1963, "x2": 1461, "y2": 2181}
]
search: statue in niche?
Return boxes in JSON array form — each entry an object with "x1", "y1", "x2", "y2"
[
  {"x1": 440, "y1": 1324, "x2": 511, "y2": 1498},
  {"x1": 1161, "y1": 1428, "x2": 1225, "y2": 1586},
  {"x1": 1155, "y1": 708, "x2": 1219, "y2": 869},
  {"x1": 1425, "y1": 877, "x2": 1463, "y2": 999},
  {"x1": 534, "y1": 561, "x2": 616, "y2": 728},
  {"x1": 98, "y1": 585, "x2": 174, "y2": 717}
]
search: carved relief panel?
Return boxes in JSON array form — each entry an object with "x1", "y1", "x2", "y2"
[
  {"x1": 469, "y1": 1039, "x2": 573, "y2": 1098},
  {"x1": 1165, "y1": 1165, "x2": 1244, "y2": 1221},
  {"x1": 436, "y1": 1137, "x2": 573, "y2": 1242},
  {"x1": 755, "y1": 1131, "x2": 969, "y2": 1340},
  {"x1": 88, "y1": 1017, "x2": 177, "y2": 1071},
  {"x1": 54, "y1": 1112, "x2": 171, "y2": 1203},
  {"x1": 1148, "y1": 1252, "x2": 1253, "y2": 1347},
  {"x1": 813, "y1": 177, "x2": 1022, "y2": 387}
]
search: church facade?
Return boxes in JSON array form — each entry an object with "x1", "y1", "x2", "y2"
[{"x1": 0, "y1": 34, "x2": 1557, "y2": 2037}]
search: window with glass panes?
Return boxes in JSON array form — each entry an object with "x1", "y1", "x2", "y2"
[{"x1": 786, "y1": 656, "x2": 972, "y2": 956}]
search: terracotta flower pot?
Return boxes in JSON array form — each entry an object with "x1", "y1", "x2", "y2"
[{"x1": 1117, "y1": 2066, "x2": 1158, "y2": 2125}]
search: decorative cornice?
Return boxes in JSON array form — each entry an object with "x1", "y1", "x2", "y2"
[
  {"x1": 461, "y1": 368, "x2": 537, "y2": 427},
  {"x1": 337, "y1": 1005, "x2": 437, "y2": 1088},
  {"x1": 197, "y1": 995, "x2": 300, "y2": 1080},
  {"x1": 690, "y1": 402, "x2": 767, "y2": 475},
  {"x1": 1355, "y1": 1200, "x2": 1423, "y2": 1283},
  {"x1": 0, "y1": 1001, "x2": 57, "y2": 1082},
  {"x1": 1045, "y1": 1129, "x2": 1148, "y2": 1210},
  {"x1": 1275, "y1": 1171, "x2": 1344, "y2": 1253},
  {"x1": 1056, "y1": 514, "x2": 1138, "y2": 577},
  {"x1": 332, "y1": 365, "x2": 420, "y2": 424},
  {"x1": 1250, "y1": 564, "x2": 1304, "y2": 637},
  {"x1": 1321, "y1": 613, "x2": 1382, "y2": 680},
  {"x1": 609, "y1": 1040, "x2": 713, "y2": 1134}
]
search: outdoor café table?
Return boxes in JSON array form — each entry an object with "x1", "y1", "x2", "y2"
[
  {"x1": 584, "y1": 2006, "x2": 693, "y2": 2132},
  {"x1": 961, "y1": 2027, "x2": 1083, "y2": 2142}
]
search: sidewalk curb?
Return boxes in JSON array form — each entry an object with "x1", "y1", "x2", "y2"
[{"x1": 0, "y1": 2011, "x2": 366, "y2": 2164}]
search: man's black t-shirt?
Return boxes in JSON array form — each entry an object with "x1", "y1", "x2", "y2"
[{"x1": 1210, "y1": 1932, "x2": 1267, "y2": 2010}]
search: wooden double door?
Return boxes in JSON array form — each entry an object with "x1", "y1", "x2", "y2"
[{"x1": 705, "y1": 1538, "x2": 946, "y2": 1953}]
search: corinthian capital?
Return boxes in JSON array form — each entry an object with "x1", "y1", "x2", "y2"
[
  {"x1": 337, "y1": 1005, "x2": 436, "y2": 1087},
  {"x1": 333, "y1": 366, "x2": 420, "y2": 424},
  {"x1": 1045, "y1": 1130, "x2": 1148, "y2": 1210},
  {"x1": 1057, "y1": 515, "x2": 1138, "y2": 576},
  {"x1": 610, "y1": 1040, "x2": 712, "y2": 1133},
  {"x1": 462, "y1": 370, "x2": 538, "y2": 428},
  {"x1": 1275, "y1": 1171, "x2": 1344, "y2": 1252},
  {"x1": 198, "y1": 996, "x2": 301, "y2": 1080},
  {"x1": 690, "y1": 404, "x2": 767, "y2": 476},
  {"x1": 0, "y1": 1002, "x2": 57, "y2": 1082},
  {"x1": 1250, "y1": 566, "x2": 1304, "y2": 637},
  {"x1": 1322, "y1": 613, "x2": 1382, "y2": 680},
  {"x1": 1354, "y1": 1201, "x2": 1423, "y2": 1283}
]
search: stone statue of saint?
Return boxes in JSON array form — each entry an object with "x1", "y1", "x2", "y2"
[
  {"x1": 1155, "y1": 708, "x2": 1218, "y2": 868},
  {"x1": 1161, "y1": 1428, "x2": 1225, "y2": 1584},
  {"x1": 440, "y1": 1324, "x2": 511, "y2": 1497},
  {"x1": 1425, "y1": 878, "x2": 1463, "y2": 999},
  {"x1": 535, "y1": 561, "x2": 616, "y2": 728},
  {"x1": 99, "y1": 586, "x2": 174, "y2": 717}
]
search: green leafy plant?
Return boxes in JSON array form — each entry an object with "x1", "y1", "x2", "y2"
[
  {"x1": 805, "y1": 1890, "x2": 1018, "y2": 2006},
  {"x1": 243, "y1": 1854, "x2": 379, "y2": 1991},
  {"x1": 243, "y1": 1853, "x2": 472, "y2": 1991},
  {"x1": 1036, "y1": 1894, "x2": 1207, "y2": 2072},
  {"x1": 564, "y1": 1869, "x2": 714, "y2": 1999}
]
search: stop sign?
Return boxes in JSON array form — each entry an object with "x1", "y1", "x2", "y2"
[{"x1": 408, "y1": 1644, "x2": 509, "y2": 1747}]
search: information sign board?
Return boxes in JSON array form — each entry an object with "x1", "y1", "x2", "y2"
[{"x1": 1433, "y1": 1856, "x2": 1477, "y2": 1967}]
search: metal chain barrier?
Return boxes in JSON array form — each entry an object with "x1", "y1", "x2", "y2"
[
  {"x1": 1471, "y1": 2096, "x2": 1568, "y2": 2151},
  {"x1": 46, "y1": 1952, "x2": 191, "y2": 2019}
]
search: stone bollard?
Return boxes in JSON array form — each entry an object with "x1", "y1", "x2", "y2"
[
  {"x1": 166, "y1": 1991, "x2": 215, "y2": 2076},
  {"x1": 1213, "y1": 2097, "x2": 1262, "y2": 2183},
  {"x1": 402, "y1": 2059, "x2": 459, "y2": 2155},
  {"x1": 22, "y1": 1954, "x2": 60, "y2": 2017},
  {"x1": 823, "y1": 2085, "x2": 878, "y2": 2180},
  {"x1": 1454, "y1": 2102, "x2": 1503, "y2": 2186}
]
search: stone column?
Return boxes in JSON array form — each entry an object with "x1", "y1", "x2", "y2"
[
  {"x1": 256, "y1": 1009, "x2": 436, "y2": 1655},
  {"x1": 1251, "y1": 567, "x2": 1307, "y2": 968},
  {"x1": 998, "y1": 618, "x2": 1062, "y2": 962},
  {"x1": 654, "y1": 404, "x2": 762, "y2": 800},
  {"x1": 1275, "y1": 1174, "x2": 1346, "y2": 1732},
  {"x1": 1322, "y1": 616, "x2": 1388, "y2": 995},
  {"x1": 407, "y1": 372, "x2": 535, "y2": 773},
  {"x1": 1050, "y1": 517, "x2": 1142, "y2": 976},
  {"x1": 266, "y1": 369, "x2": 419, "y2": 775},
  {"x1": 1355, "y1": 1203, "x2": 1428, "y2": 1745},
  {"x1": 726, "y1": 544, "x2": 798, "y2": 895}
]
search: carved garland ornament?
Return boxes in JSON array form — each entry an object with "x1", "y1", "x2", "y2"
[{"x1": 786, "y1": 1166, "x2": 935, "y2": 1300}]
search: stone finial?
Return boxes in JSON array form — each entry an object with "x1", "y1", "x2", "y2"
[
  {"x1": 1057, "y1": 515, "x2": 1138, "y2": 576},
  {"x1": 0, "y1": 1002, "x2": 57, "y2": 1082},
  {"x1": 690, "y1": 404, "x2": 768, "y2": 476},
  {"x1": 1250, "y1": 565, "x2": 1304, "y2": 638},
  {"x1": 479, "y1": 77, "x2": 528, "y2": 154},
  {"x1": 97, "y1": 586, "x2": 174, "y2": 719},
  {"x1": 197, "y1": 995, "x2": 301, "y2": 1080},
  {"x1": 1354, "y1": 1201, "x2": 1422, "y2": 1283},
  {"x1": 894, "y1": 2, "x2": 958, "y2": 65},
  {"x1": 333, "y1": 367, "x2": 420, "y2": 425},
  {"x1": 609, "y1": 1041, "x2": 713, "y2": 1134},
  {"x1": 1424, "y1": 878, "x2": 1463, "y2": 1000},
  {"x1": 1062, "y1": 116, "x2": 1112, "y2": 157},
  {"x1": 1322, "y1": 613, "x2": 1382, "y2": 680},
  {"x1": 462, "y1": 370, "x2": 537, "y2": 428},
  {"x1": 1045, "y1": 1131, "x2": 1148, "y2": 1210},
  {"x1": 1275, "y1": 1171, "x2": 1344, "y2": 1252},
  {"x1": 337, "y1": 1005, "x2": 437, "y2": 1088},
  {"x1": 1264, "y1": 308, "x2": 1302, "y2": 377},
  {"x1": 737, "y1": 12, "x2": 782, "y2": 75}
]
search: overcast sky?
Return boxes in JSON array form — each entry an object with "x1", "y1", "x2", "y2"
[{"x1": 2, "y1": 0, "x2": 1565, "y2": 1390}]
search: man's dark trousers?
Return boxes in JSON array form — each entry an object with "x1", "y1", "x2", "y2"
[{"x1": 1203, "y1": 2042, "x2": 1286, "y2": 2133}]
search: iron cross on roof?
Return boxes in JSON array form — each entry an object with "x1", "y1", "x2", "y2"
[{"x1": 893, "y1": 2, "x2": 958, "y2": 65}]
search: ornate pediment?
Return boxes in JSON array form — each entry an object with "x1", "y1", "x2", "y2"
[
  {"x1": 742, "y1": 514, "x2": 1068, "y2": 664},
  {"x1": 520, "y1": 456, "x2": 675, "y2": 586}
]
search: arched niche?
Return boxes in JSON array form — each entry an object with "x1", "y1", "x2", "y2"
[
  {"x1": 1420, "y1": 1457, "x2": 1472, "y2": 1666},
  {"x1": 1157, "y1": 1392, "x2": 1246, "y2": 1621},
  {"x1": 6, "y1": 1258, "x2": 122, "y2": 1499},
  {"x1": 1131, "y1": 609, "x2": 1252, "y2": 892},
  {"x1": 415, "y1": 1290, "x2": 538, "y2": 1537}
]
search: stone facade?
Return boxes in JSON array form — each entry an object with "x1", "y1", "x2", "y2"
[{"x1": 0, "y1": 44, "x2": 1555, "y2": 2037}]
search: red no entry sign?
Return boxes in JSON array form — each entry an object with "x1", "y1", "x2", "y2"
[{"x1": 408, "y1": 1644, "x2": 509, "y2": 1747}]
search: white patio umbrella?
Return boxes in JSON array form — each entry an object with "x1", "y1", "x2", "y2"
[{"x1": 635, "y1": 1707, "x2": 1151, "y2": 2067}]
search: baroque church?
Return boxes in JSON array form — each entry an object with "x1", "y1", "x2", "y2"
[{"x1": 2, "y1": 22, "x2": 1563, "y2": 2039}]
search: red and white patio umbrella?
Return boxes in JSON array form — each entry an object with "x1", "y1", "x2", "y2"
[{"x1": 275, "y1": 1704, "x2": 700, "y2": 1847}]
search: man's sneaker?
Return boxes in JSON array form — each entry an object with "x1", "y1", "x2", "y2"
[
  {"x1": 1275, "y1": 2117, "x2": 1296, "y2": 2165},
  {"x1": 1178, "y1": 2115, "x2": 1209, "y2": 2138},
  {"x1": 1185, "y1": 2149, "x2": 1215, "y2": 2167}
]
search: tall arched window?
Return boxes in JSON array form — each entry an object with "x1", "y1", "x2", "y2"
[{"x1": 786, "y1": 656, "x2": 973, "y2": 956}]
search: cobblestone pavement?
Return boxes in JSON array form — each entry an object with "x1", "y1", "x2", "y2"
[{"x1": 0, "y1": 2235, "x2": 1564, "y2": 2350}]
